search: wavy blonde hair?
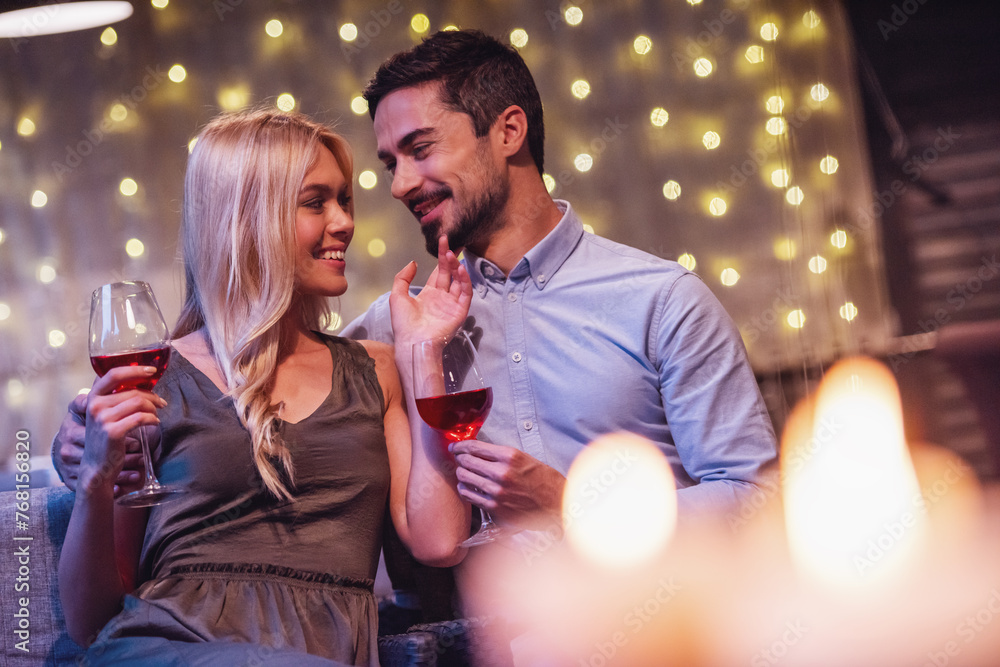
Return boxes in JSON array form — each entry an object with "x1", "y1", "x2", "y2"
[{"x1": 173, "y1": 109, "x2": 354, "y2": 501}]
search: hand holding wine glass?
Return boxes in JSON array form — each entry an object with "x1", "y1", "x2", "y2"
[
  {"x1": 413, "y1": 331, "x2": 503, "y2": 547},
  {"x1": 88, "y1": 281, "x2": 183, "y2": 506}
]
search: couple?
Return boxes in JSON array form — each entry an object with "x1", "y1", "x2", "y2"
[{"x1": 55, "y1": 29, "x2": 777, "y2": 665}]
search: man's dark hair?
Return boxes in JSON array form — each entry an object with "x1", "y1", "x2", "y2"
[{"x1": 363, "y1": 29, "x2": 545, "y2": 175}]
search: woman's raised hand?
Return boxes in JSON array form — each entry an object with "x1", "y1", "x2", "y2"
[{"x1": 389, "y1": 235, "x2": 473, "y2": 346}]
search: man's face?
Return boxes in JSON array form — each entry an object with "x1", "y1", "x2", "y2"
[{"x1": 374, "y1": 83, "x2": 509, "y2": 256}]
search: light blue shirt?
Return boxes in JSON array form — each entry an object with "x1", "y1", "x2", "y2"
[{"x1": 343, "y1": 200, "x2": 777, "y2": 519}]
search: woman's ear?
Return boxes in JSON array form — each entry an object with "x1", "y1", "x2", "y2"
[{"x1": 493, "y1": 105, "x2": 528, "y2": 159}]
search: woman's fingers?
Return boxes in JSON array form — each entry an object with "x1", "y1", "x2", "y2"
[{"x1": 90, "y1": 365, "x2": 159, "y2": 396}]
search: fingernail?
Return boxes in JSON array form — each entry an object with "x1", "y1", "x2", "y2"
[
  {"x1": 156, "y1": 396, "x2": 168, "y2": 407},
  {"x1": 143, "y1": 366, "x2": 157, "y2": 374}
]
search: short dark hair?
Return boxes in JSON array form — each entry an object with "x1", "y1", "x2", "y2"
[{"x1": 363, "y1": 29, "x2": 545, "y2": 175}]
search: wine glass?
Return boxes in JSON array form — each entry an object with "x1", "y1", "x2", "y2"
[
  {"x1": 413, "y1": 330, "x2": 503, "y2": 547},
  {"x1": 89, "y1": 281, "x2": 183, "y2": 507}
]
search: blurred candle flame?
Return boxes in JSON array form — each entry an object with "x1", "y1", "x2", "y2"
[
  {"x1": 782, "y1": 357, "x2": 927, "y2": 587},
  {"x1": 563, "y1": 432, "x2": 677, "y2": 569}
]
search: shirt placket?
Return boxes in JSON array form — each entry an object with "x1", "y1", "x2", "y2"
[{"x1": 501, "y1": 273, "x2": 545, "y2": 462}]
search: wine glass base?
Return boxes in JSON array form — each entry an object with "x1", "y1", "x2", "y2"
[
  {"x1": 116, "y1": 485, "x2": 185, "y2": 507},
  {"x1": 460, "y1": 524, "x2": 505, "y2": 548}
]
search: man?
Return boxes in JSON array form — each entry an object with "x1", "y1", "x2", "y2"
[{"x1": 54, "y1": 29, "x2": 776, "y2": 532}]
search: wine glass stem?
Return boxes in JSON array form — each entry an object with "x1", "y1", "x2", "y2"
[{"x1": 138, "y1": 429, "x2": 159, "y2": 487}]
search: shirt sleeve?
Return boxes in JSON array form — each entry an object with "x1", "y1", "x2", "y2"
[
  {"x1": 652, "y1": 273, "x2": 778, "y2": 522},
  {"x1": 339, "y1": 292, "x2": 395, "y2": 344}
]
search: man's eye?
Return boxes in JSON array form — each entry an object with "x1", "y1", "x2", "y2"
[
  {"x1": 413, "y1": 143, "x2": 430, "y2": 157},
  {"x1": 383, "y1": 162, "x2": 396, "y2": 175}
]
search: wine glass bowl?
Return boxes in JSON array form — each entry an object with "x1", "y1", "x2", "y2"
[
  {"x1": 89, "y1": 281, "x2": 184, "y2": 507},
  {"x1": 412, "y1": 331, "x2": 503, "y2": 547}
]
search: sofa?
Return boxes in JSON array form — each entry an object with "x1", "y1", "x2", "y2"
[{"x1": 0, "y1": 486, "x2": 510, "y2": 666}]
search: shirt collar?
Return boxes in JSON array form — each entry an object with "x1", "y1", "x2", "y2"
[{"x1": 464, "y1": 200, "x2": 583, "y2": 296}]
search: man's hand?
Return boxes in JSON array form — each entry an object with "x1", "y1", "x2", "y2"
[
  {"x1": 52, "y1": 392, "x2": 145, "y2": 495},
  {"x1": 389, "y1": 235, "x2": 473, "y2": 348},
  {"x1": 448, "y1": 440, "x2": 566, "y2": 531}
]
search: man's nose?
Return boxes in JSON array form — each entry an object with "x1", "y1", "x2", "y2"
[{"x1": 390, "y1": 159, "x2": 420, "y2": 200}]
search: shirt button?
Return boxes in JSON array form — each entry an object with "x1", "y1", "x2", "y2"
[
  {"x1": 483, "y1": 266, "x2": 494, "y2": 277},
  {"x1": 507, "y1": 293, "x2": 517, "y2": 302},
  {"x1": 538, "y1": 274, "x2": 546, "y2": 284},
  {"x1": 477, "y1": 286, "x2": 487, "y2": 297},
  {"x1": 523, "y1": 420, "x2": 533, "y2": 431},
  {"x1": 511, "y1": 352, "x2": 522, "y2": 362}
]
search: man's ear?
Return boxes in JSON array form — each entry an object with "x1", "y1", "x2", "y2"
[{"x1": 493, "y1": 105, "x2": 528, "y2": 159}]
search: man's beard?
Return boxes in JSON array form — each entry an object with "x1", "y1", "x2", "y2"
[{"x1": 421, "y1": 153, "x2": 509, "y2": 257}]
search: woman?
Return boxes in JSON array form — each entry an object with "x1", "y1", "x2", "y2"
[{"x1": 59, "y1": 109, "x2": 472, "y2": 665}]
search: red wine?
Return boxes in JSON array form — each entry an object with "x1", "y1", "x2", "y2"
[
  {"x1": 91, "y1": 346, "x2": 171, "y2": 392},
  {"x1": 416, "y1": 388, "x2": 493, "y2": 442}
]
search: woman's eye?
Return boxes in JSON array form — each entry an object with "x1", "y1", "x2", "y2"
[
  {"x1": 339, "y1": 195, "x2": 352, "y2": 210},
  {"x1": 303, "y1": 198, "x2": 324, "y2": 210}
]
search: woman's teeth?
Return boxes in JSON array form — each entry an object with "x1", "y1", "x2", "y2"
[{"x1": 317, "y1": 250, "x2": 344, "y2": 260}]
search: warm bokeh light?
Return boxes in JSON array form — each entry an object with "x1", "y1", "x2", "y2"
[
  {"x1": 633, "y1": 35, "x2": 652, "y2": 55},
  {"x1": 570, "y1": 79, "x2": 591, "y2": 100},
  {"x1": 803, "y1": 10, "x2": 822, "y2": 29},
  {"x1": 809, "y1": 255, "x2": 828, "y2": 274},
  {"x1": 119, "y1": 178, "x2": 138, "y2": 196},
  {"x1": 760, "y1": 22, "x2": 779, "y2": 41},
  {"x1": 509, "y1": 28, "x2": 528, "y2": 48},
  {"x1": 582, "y1": 223, "x2": 594, "y2": 234},
  {"x1": 786, "y1": 186, "x2": 804, "y2": 205},
  {"x1": 745, "y1": 45, "x2": 765, "y2": 64},
  {"x1": 811, "y1": 83, "x2": 830, "y2": 102},
  {"x1": 563, "y1": 432, "x2": 677, "y2": 569},
  {"x1": 100, "y1": 27, "x2": 117, "y2": 45},
  {"x1": 37, "y1": 261, "x2": 56, "y2": 284},
  {"x1": 677, "y1": 253, "x2": 696, "y2": 271},
  {"x1": 765, "y1": 95, "x2": 784, "y2": 114},
  {"x1": 702, "y1": 131, "x2": 720, "y2": 149},
  {"x1": 125, "y1": 238, "x2": 145, "y2": 257},
  {"x1": 662, "y1": 180, "x2": 681, "y2": 201},
  {"x1": 217, "y1": 85, "x2": 250, "y2": 111},
  {"x1": 564, "y1": 5, "x2": 583, "y2": 25},
  {"x1": 543, "y1": 173, "x2": 556, "y2": 193},
  {"x1": 30, "y1": 190, "x2": 47, "y2": 208},
  {"x1": 720, "y1": 268, "x2": 740, "y2": 286},
  {"x1": 109, "y1": 103, "x2": 128, "y2": 121},
  {"x1": 358, "y1": 170, "x2": 377, "y2": 190},
  {"x1": 693, "y1": 57, "x2": 713, "y2": 77},
  {"x1": 831, "y1": 229, "x2": 848, "y2": 249},
  {"x1": 840, "y1": 302, "x2": 859, "y2": 321},
  {"x1": 339, "y1": 23, "x2": 358, "y2": 41},
  {"x1": 151, "y1": 0, "x2": 168, "y2": 8},
  {"x1": 787, "y1": 309, "x2": 805, "y2": 329},
  {"x1": 17, "y1": 117, "x2": 35, "y2": 136},
  {"x1": 168, "y1": 64, "x2": 186, "y2": 83},
  {"x1": 350, "y1": 95, "x2": 368, "y2": 115},
  {"x1": 766, "y1": 116, "x2": 786, "y2": 136},
  {"x1": 411, "y1": 14, "x2": 430, "y2": 34},
  {"x1": 771, "y1": 168, "x2": 790, "y2": 188},
  {"x1": 820, "y1": 155, "x2": 840, "y2": 174},
  {"x1": 650, "y1": 107, "x2": 669, "y2": 127},
  {"x1": 773, "y1": 236, "x2": 797, "y2": 261},
  {"x1": 687, "y1": 0, "x2": 703, "y2": 4},
  {"x1": 276, "y1": 93, "x2": 296, "y2": 111},
  {"x1": 188, "y1": 137, "x2": 198, "y2": 153},
  {"x1": 0, "y1": 228, "x2": 5, "y2": 245},
  {"x1": 573, "y1": 153, "x2": 593, "y2": 172},
  {"x1": 367, "y1": 238, "x2": 386, "y2": 258},
  {"x1": 265, "y1": 19, "x2": 283, "y2": 38},
  {"x1": 0, "y1": 302, "x2": 10, "y2": 321},
  {"x1": 48, "y1": 329, "x2": 67, "y2": 348},
  {"x1": 782, "y1": 357, "x2": 926, "y2": 587},
  {"x1": 709, "y1": 197, "x2": 727, "y2": 216}
]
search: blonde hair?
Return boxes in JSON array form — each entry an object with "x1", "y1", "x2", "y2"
[{"x1": 173, "y1": 109, "x2": 354, "y2": 501}]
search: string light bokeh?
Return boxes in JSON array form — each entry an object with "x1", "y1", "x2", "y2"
[{"x1": 0, "y1": 0, "x2": 892, "y2": 467}]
